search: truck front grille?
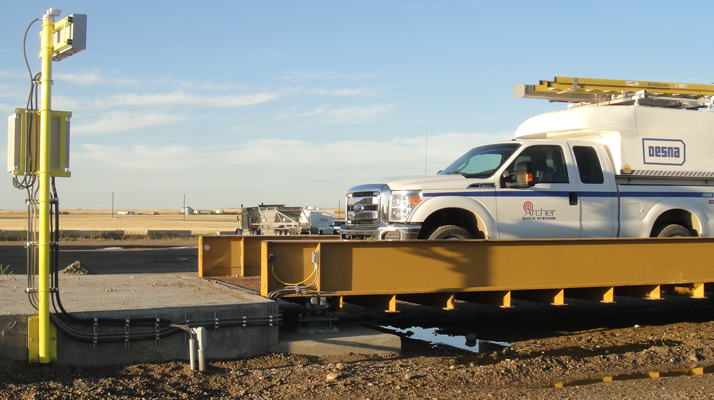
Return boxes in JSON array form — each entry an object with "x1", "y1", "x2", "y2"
[{"x1": 346, "y1": 189, "x2": 383, "y2": 228}]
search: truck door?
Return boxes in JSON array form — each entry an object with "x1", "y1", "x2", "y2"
[
  {"x1": 496, "y1": 144, "x2": 581, "y2": 239},
  {"x1": 571, "y1": 144, "x2": 617, "y2": 238}
]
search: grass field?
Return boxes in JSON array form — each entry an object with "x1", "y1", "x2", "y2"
[
  {"x1": 0, "y1": 209, "x2": 244, "y2": 235},
  {"x1": 0, "y1": 208, "x2": 344, "y2": 236}
]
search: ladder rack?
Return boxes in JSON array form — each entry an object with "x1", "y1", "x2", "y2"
[{"x1": 515, "y1": 77, "x2": 714, "y2": 110}]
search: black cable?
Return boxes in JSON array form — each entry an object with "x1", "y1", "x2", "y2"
[
  {"x1": 13, "y1": 74, "x2": 40, "y2": 190},
  {"x1": 15, "y1": 17, "x2": 41, "y2": 190},
  {"x1": 23, "y1": 18, "x2": 40, "y2": 81}
]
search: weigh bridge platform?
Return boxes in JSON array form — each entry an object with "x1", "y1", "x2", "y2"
[{"x1": 200, "y1": 236, "x2": 714, "y2": 311}]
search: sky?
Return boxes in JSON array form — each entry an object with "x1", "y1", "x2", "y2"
[{"x1": 1, "y1": 1, "x2": 713, "y2": 211}]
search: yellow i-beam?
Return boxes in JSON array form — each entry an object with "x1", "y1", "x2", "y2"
[{"x1": 37, "y1": 15, "x2": 54, "y2": 364}]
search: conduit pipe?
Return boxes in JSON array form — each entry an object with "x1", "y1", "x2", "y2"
[{"x1": 171, "y1": 324, "x2": 207, "y2": 372}]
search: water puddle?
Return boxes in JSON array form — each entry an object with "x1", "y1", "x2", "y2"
[
  {"x1": 100, "y1": 247, "x2": 123, "y2": 250},
  {"x1": 380, "y1": 326, "x2": 509, "y2": 353},
  {"x1": 456, "y1": 339, "x2": 681, "y2": 366},
  {"x1": 170, "y1": 246, "x2": 198, "y2": 250},
  {"x1": 553, "y1": 364, "x2": 714, "y2": 388}
]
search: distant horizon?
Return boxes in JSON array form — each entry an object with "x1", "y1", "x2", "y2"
[{"x1": 0, "y1": 205, "x2": 343, "y2": 212}]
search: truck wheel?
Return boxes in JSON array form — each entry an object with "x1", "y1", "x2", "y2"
[
  {"x1": 427, "y1": 225, "x2": 474, "y2": 240},
  {"x1": 654, "y1": 224, "x2": 692, "y2": 237}
]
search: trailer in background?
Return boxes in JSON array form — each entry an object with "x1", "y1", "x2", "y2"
[{"x1": 239, "y1": 204, "x2": 336, "y2": 235}]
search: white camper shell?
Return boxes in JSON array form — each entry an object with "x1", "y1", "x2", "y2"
[{"x1": 515, "y1": 106, "x2": 714, "y2": 180}]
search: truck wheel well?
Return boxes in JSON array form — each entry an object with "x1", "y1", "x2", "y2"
[
  {"x1": 650, "y1": 209, "x2": 700, "y2": 237},
  {"x1": 419, "y1": 208, "x2": 486, "y2": 239}
]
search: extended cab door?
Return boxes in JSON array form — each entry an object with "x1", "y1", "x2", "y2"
[
  {"x1": 496, "y1": 144, "x2": 581, "y2": 239},
  {"x1": 570, "y1": 143, "x2": 617, "y2": 238}
]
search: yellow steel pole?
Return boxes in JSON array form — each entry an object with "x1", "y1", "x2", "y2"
[{"x1": 38, "y1": 15, "x2": 54, "y2": 364}]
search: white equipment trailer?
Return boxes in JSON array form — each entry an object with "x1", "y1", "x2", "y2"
[{"x1": 240, "y1": 204, "x2": 336, "y2": 235}]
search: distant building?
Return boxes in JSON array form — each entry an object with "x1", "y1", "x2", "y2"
[
  {"x1": 180, "y1": 207, "x2": 194, "y2": 215},
  {"x1": 117, "y1": 211, "x2": 135, "y2": 215},
  {"x1": 194, "y1": 209, "x2": 213, "y2": 215}
]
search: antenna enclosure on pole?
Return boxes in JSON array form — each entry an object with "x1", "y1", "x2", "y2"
[
  {"x1": 51, "y1": 14, "x2": 87, "y2": 61},
  {"x1": 7, "y1": 109, "x2": 71, "y2": 177}
]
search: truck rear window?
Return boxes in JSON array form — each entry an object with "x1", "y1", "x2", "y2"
[{"x1": 573, "y1": 146, "x2": 604, "y2": 184}]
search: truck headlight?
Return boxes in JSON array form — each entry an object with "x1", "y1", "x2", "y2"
[{"x1": 389, "y1": 191, "x2": 422, "y2": 222}]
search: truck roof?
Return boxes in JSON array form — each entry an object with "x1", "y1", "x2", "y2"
[{"x1": 515, "y1": 106, "x2": 714, "y2": 140}]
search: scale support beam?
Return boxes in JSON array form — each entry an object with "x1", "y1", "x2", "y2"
[{"x1": 253, "y1": 238, "x2": 714, "y2": 312}]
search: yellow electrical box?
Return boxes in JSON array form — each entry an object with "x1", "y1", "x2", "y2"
[{"x1": 7, "y1": 108, "x2": 71, "y2": 177}]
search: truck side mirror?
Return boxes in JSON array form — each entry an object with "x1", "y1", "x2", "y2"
[{"x1": 502, "y1": 161, "x2": 534, "y2": 188}]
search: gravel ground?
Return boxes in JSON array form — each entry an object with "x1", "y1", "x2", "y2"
[{"x1": 2, "y1": 240, "x2": 714, "y2": 399}]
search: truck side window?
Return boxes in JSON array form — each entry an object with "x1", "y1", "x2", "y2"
[
  {"x1": 505, "y1": 145, "x2": 568, "y2": 184},
  {"x1": 573, "y1": 146, "x2": 604, "y2": 184}
]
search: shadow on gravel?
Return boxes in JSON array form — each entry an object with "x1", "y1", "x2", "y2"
[
  {"x1": 344, "y1": 296, "x2": 714, "y2": 344},
  {"x1": 456, "y1": 339, "x2": 682, "y2": 366},
  {"x1": 554, "y1": 363, "x2": 714, "y2": 389}
]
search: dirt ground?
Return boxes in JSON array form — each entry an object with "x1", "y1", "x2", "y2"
[{"x1": 2, "y1": 240, "x2": 714, "y2": 399}]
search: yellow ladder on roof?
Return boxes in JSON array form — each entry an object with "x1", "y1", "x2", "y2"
[{"x1": 515, "y1": 77, "x2": 714, "y2": 108}]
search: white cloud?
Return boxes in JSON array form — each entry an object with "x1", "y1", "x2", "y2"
[
  {"x1": 55, "y1": 71, "x2": 138, "y2": 86},
  {"x1": 72, "y1": 111, "x2": 186, "y2": 135},
  {"x1": 0, "y1": 70, "x2": 27, "y2": 79},
  {"x1": 278, "y1": 103, "x2": 395, "y2": 125},
  {"x1": 279, "y1": 70, "x2": 379, "y2": 82},
  {"x1": 74, "y1": 144, "x2": 202, "y2": 171},
  {"x1": 310, "y1": 88, "x2": 376, "y2": 96},
  {"x1": 54, "y1": 90, "x2": 279, "y2": 112},
  {"x1": 72, "y1": 131, "x2": 512, "y2": 173},
  {"x1": 103, "y1": 91, "x2": 278, "y2": 110},
  {"x1": 175, "y1": 80, "x2": 245, "y2": 91},
  {"x1": 32, "y1": 131, "x2": 516, "y2": 210},
  {"x1": 216, "y1": 131, "x2": 515, "y2": 172}
]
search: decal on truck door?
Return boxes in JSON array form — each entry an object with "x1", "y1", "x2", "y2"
[
  {"x1": 642, "y1": 139, "x2": 685, "y2": 166},
  {"x1": 522, "y1": 201, "x2": 556, "y2": 221}
]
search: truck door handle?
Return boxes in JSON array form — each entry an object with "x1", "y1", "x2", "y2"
[{"x1": 569, "y1": 192, "x2": 578, "y2": 206}]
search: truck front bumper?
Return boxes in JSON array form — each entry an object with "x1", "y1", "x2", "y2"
[{"x1": 339, "y1": 223, "x2": 421, "y2": 240}]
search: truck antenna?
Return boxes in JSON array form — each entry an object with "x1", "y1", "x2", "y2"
[{"x1": 425, "y1": 127, "x2": 428, "y2": 175}]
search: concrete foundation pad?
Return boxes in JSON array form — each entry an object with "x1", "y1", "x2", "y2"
[
  {"x1": 0, "y1": 274, "x2": 401, "y2": 364},
  {"x1": 0, "y1": 274, "x2": 279, "y2": 365},
  {"x1": 271, "y1": 322, "x2": 401, "y2": 355}
]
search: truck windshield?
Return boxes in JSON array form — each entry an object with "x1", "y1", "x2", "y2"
[{"x1": 439, "y1": 143, "x2": 521, "y2": 178}]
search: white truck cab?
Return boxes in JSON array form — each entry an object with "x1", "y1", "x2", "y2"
[{"x1": 340, "y1": 77, "x2": 714, "y2": 240}]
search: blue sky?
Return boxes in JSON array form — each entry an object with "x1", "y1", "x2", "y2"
[{"x1": 2, "y1": 1, "x2": 713, "y2": 211}]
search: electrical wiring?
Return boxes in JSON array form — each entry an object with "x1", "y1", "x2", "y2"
[
  {"x1": 271, "y1": 259, "x2": 317, "y2": 286},
  {"x1": 23, "y1": 18, "x2": 40, "y2": 81},
  {"x1": 267, "y1": 252, "x2": 327, "y2": 299},
  {"x1": 14, "y1": 16, "x2": 41, "y2": 190}
]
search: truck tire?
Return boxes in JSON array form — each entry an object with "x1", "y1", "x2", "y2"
[
  {"x1": 654, "y1": 224, "x2": 692, "y2": 237},
  {"x1": 427, "y1": 225, "x2": 474, "y2": 240}
]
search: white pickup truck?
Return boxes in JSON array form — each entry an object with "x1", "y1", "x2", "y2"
[{"x1": 340, "y1": 96, "x2": 714, "y2": 240}]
